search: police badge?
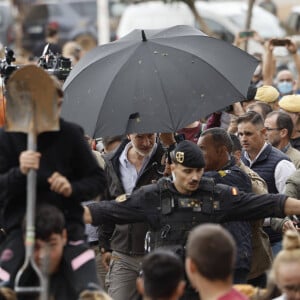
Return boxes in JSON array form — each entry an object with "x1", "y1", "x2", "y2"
[{"x1": 175, "y1": 151, "x2": 184, "y2": 163}]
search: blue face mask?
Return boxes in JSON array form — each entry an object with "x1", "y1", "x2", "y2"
[{"x1": 277, "y1": 81, "x2": 293, "y2": 95}]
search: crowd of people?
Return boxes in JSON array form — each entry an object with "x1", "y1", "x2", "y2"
[{"x1": 1, "y1": 9, "x2": 300, "y2": 300}]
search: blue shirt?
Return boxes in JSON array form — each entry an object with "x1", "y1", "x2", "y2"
[{"x1": 119, "y1": 142, "x2": 157, "y2": 193}]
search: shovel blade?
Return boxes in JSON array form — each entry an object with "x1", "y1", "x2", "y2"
[{"x1": 5, "y1": 65, "x2": 59, "y2": 134}]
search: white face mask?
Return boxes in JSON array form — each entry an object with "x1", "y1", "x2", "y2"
[
  {"x1": 171, "y1": 171, "x2": 176, "y2": 181},
  {"x1": 277, "y1": 81, "x2": 293, "y2": 95}
]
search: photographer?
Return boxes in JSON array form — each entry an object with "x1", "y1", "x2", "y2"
[
  {"x1": 0, "y1": 48, "x2": 18, "y2": 85},
  {"x1": 0, "y1": 47, "x2": 72, "y2": 131},
  {"x1": 0, "y1": 47, "x2": 18, "y2": 129},
  {"x1": 33, "y1": 22, "x2": 62, "y2": 58}
]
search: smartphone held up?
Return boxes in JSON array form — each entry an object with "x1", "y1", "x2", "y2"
[{"x1": 271, "y1": 38, "x2": 291, "y2": 46}]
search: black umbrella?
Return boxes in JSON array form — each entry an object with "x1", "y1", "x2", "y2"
[{"x1": 62, "y1": 25, "x2": 258, "y2": 137}]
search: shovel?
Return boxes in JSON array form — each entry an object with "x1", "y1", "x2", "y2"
[{"x1": 5, "y1": 65, "x2": 59, "y2": 299}]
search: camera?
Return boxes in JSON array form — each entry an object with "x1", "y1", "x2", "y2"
[
  {"x1": 38, "y1": 46, "x2": 72, "y2": 81},
  {"x1": 0, "y1": 48, "x2": 19, "y2": 84},
  {"x1": 0, "y1": 45, "x2": 72, "y2": 86}
]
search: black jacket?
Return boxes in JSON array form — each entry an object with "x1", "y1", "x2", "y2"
[
  {"x1": 88, "y1": 178, "x2": 287, "y2": 300},
  {"x1": 0, "y1": 118, "x2": 106, "y2": 240},
  {"x1": 88, "y1": 177, "x2": 287, "y2": 230},
  {"x1": 99, "y1": 139, "x2": 165, "y2": 254},
  {"x1": 19, "y1": 259, "x2": 78, "y2": 300}
]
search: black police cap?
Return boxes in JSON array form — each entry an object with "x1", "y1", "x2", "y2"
[{"x1": 171, "y1": 140, "x2": 205, "y2": 168}]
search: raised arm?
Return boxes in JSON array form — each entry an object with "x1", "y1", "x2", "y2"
[
  {"x1": 262, "y1": 39, "x2": 276, "y2": 85},
  {"x1": 287, "y1": 40, "x2": 300, "y2": 90}
]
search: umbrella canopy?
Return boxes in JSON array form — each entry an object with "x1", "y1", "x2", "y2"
[{"x1": 62, "y1": 25, "x2": 258, "y2": 138}]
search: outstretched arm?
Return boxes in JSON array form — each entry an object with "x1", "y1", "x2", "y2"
[
  {"x1": 84, "y1": 200, "x2": 147, "y2": 225},
  {"x1": 84, "y1": 184, "x2": 161, "y2": 227},
  {"x1": 284, "y1": 197, "x2": 300, "y2": 215}
]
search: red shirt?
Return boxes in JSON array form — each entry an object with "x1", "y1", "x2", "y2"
[{"x1": 218, "y1": 288, "x2": 249, "y2": 300}]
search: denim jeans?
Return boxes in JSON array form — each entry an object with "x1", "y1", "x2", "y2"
[{"x1": 271, "y1": 240, "x2": 282, "y2": 258}]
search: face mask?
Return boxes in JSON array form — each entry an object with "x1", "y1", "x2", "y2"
[{"x1": 277, "y1": 81, "x2": 293, "y2": 95}]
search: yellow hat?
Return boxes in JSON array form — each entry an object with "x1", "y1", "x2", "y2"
[
  {"x1": 255, "y1": 85, "x2": 279, "y2": 103},
  {"x1": 279, "y1": 95, "x2": 300, "y2": 112}
]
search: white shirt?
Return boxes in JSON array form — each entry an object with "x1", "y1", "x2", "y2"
[{"x1": 119, "y1": 142, "x2": 157, "y2": 194}]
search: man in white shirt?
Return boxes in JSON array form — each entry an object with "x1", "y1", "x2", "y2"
[{"x1": 237, "y1": 111, "x2": 296, "y2": 256}]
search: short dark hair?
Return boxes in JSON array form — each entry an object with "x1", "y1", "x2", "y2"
[
  {"x1": 200, "y1": 127, "x2": 233, "y2": 153},
  {"x1": 35, "y1": 205, "x2": 65, "y2": 241},
  {"x1": 237, "y1": 111, "x2": 264, "y2": 127},
  {"x1": 140, "y1": 249, "x2": 184, "y2": 298},
  {"x1": 247, "y1": 102, "x2": 273, "y2": 120},
  {"x1": 266, "y1": 111, "x2": 294, "y2": 139},
  {"x1": 46, "y1": 22, "x2": 59, "y2": 38},
  {"x1": 186, "y1": 223, "x2": 236, "y2": 281}
]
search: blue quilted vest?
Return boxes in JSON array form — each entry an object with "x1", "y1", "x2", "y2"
[
  {"x1": 241, "y1": 144, "x2": 290, "y2": 193},
  {"x1": 241, "y1": 144, "x2": 290, "y2": 243}
]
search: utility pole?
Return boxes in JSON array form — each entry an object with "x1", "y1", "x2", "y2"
[
  {"x1": 97, "y1": 0, "x2": 110, "y2": 45},
  {"x1": 244, "y1": 0, "x2": 255, "y2": 52}
]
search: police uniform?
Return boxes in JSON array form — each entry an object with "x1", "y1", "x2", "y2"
[{"x1": 87, "y1": 141, "x2": 287, "y2": 299}]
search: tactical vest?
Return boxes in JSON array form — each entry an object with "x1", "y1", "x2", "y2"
[{"x1": 144, "y1": 177, "x2": 219, "y2": 256}]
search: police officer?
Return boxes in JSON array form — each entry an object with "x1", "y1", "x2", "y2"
[
  {"x1": 198, "y1": 127, "x2": 253, "y2": 284},
  {"x1": 84, "y1": 140, "x2": 300, "y2": 299}
]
